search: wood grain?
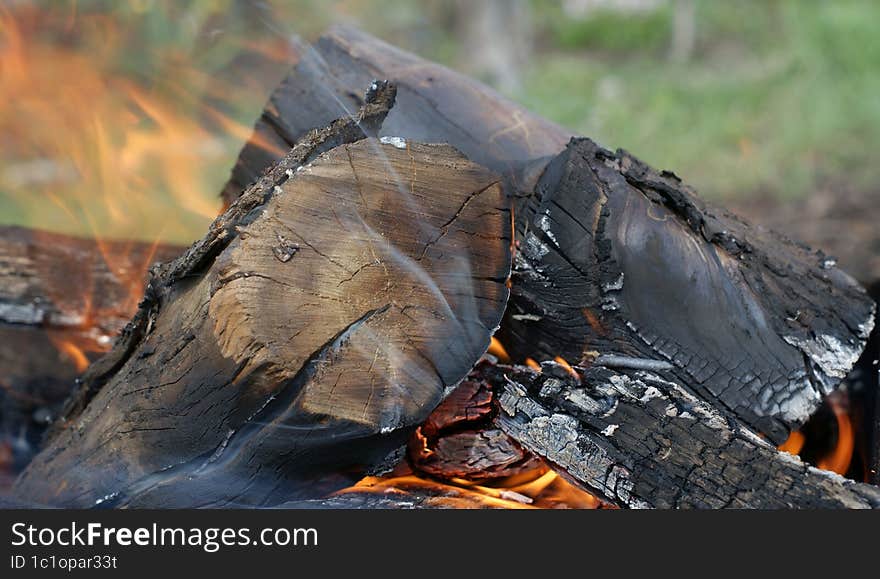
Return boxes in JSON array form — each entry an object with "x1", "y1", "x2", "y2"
[{"x1": 15, "y1": 131, "x2": 512, "y2": 507}]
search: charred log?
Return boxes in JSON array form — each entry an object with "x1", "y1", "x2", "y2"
[
  {"x1": 499, "y1": 138, "x2": 876, "y2": 445},
  {"x1": 0, "y1": 225, "x2": 182, "y2": 334},
  {"x1": 485, "y1": 362, "x2": 880, "y2": 508},
  {"x1": 0, "y1": 226, "x2": 182, "y2": 472},
  {"x1": 15, "y1": 85, "x2": 513, "y2": 507},
  {"x1": 226, "y1": 28, "x2": 874, "y2": 448},
  {"x1": 220, "y1": 25, "x2": 571, "y2": 210}
]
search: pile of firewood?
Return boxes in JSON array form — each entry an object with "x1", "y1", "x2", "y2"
[{"x1": 2, "y1": 26, "x2": 878, "y2": 508}]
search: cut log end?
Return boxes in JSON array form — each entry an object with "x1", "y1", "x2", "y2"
[
  {"x1": 212, "y1": 139, "x2": 511, "y2": 428},
  {"x1": 15, "y1": 135, "x2": 512, "y2": 508},
  {"x1": 501, "y1": 137, "x2": 875, "y2": 445}
]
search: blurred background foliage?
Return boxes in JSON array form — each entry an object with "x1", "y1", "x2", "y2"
[{"x1": 1, "y1": 0, "x2": 878, "y2": 247}]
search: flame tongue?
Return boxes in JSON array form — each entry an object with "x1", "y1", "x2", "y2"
[
  {"x1": 341, "y1": 464, "x2": 602, "y2": 509},
  {"x1": 778, "y1": 391, "x2": 855, "y2": 477},
  {"x1": 816, "y1": 395, "x2": 854, "y2": 476}
]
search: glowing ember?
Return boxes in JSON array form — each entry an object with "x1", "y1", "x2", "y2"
[
  {"x1": 338, "y1": 341, "x2": 606, "y2": 509},
  {"x1": 778, "y1": 430, "x2": 805, "y2": 456}
]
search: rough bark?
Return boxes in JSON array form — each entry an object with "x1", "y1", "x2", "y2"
[
  {"x1": 15, "y1": 86, "x2": 513, "y2": 507},
  {"x1": 499, "y1": 138, "x2": 876, "y2": 444},
  {"x1": 486, "y1": 362, "x2": 880, "y2": 509},
  {"x1": 220, "y1": 24, "x2": 571, "y2": 208}
]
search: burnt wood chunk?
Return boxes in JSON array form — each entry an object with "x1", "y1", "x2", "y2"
[
  {"x1": 0, "y1": 225, "x2": 182, "y2": 335},
  {"x1": 15, "y1": 92, "x2": 512, "y2": 506},
  {"x1": 501, "y1": 138, "x2": 875, "y2": 443},
  {"x1": 220, "y1": 25, "x2": 571, "y2": 206},
  {"x1": 410, "y1": 377, "x2": 541, "y2": 481},
  {"x1": 488, "y1": 363, "x2": 880, "y2": 509}
]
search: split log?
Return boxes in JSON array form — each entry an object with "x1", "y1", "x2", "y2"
[
  {"x1": 499, "y1": 138, "x2": 876, "y2": 444},
  {"x1": 0, "y1": 226, "x2": 182, "y2": 471},
  {"x1": 220, "y1": 24, "x2": 571, "y2": 207},
  {"x1": 15, "y1": 85, "x2": 513, "y2": 507},
  {"x1": 486, "y1": 362, "x2": 880, "y2": 508}
]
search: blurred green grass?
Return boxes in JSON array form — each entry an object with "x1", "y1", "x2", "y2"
[{"x1": 518, "y1": 0, "x2": 880, "y2": 201}]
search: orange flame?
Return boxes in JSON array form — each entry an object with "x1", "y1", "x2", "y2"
[
  {"x1": 341, "y1": 463, "x2": 603, "y2": 509},
  {"x1": 553, "y1": 355, "x2": 580, "y2": 379},
  {"x1": 778, "y1": 430, "x2": 805, "y2": 456},
  {"x1": 1, "y1": 5, "x2": 296, "y2": 363},
  {"x1": 488, "y1": 336, "x2": 511, "y2": 363},
  {"x1": 817, "y1": 397, "x2": 854, "y2": 476},
  {"x1": 53, "y1": 340, "x2": 90, "y2": 374}
]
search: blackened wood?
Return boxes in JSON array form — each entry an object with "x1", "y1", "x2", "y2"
[
  {"x1": 0, "y1": 225, "x2": 182, "y2": 337},
  {"x1": 0, "y1": 226, "x2": 182, "y2": 472},
  {"x1": 15, "y1": 90, "x2": 513, "y2": 507},
  {"x1": 487, "y1": 362, "x2": 880, "y2": 508},
  {"x1": 500, "y1": 137, "x2": 875, "y2": 444},
  {"x1": 863, "y1": 281, "x2": 880, "y2": 485},
  {"x1": 220, "y1": 25, "x2": 571, "y2": 207}
]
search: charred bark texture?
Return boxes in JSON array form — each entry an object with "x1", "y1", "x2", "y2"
[
  {"x1": 0, "y1": 225, "x2": 181, "y2": 333},
  {"x1": 15, "y1": 85, "x2": 513, "y2": 507},
  {"x1": 500, "y1": 138, "x2": 876, "y2": 444},
  {"x1": 220, "y1": 25, "x2": 571, "y2": 208},
  {"x1": 486, "y1": 362, "x2": 880, "y2": 508}
]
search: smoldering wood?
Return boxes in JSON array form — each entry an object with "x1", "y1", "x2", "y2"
[
  {"x1": 860, "y1": 282, "x2": 880, "y2": 485},
  {"x1": 0, "y1": 226, "x2": 182, "y2": 470},
  {"x1": 220, "y1": 24, "x2": 571, "y2": 208},
  {"x1": 0, "y1": 225, "x2": 182, "y2": 335},
  {"x1": 485, "y1": 362, "x2": 880, "y2": 509},
  {"x1": 8, "y1": 29, "x2": 876, "y2": 510},
  {"x1": 499, "y1": 137, "x2": 876, "y2": 445},
  {"x1": 15, "y1": 93, "x2": 513, "y2": 507},
  {"x1": 409, "y1": 375, "x2": 541, "y2": 481}
]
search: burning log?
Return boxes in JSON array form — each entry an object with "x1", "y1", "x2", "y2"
[
  {"x1": 0, "y1": 225, "x2": 183, "y2": 343},
  {"x1": 15, "y1": 83, "x2": 514, "y2": 507},
  {"x1": 499, "y1": 138, "x2": 876, "y2": 445},
  {"x1": 0, "y1": 225, "x2": 182, "y2": 475},
  {"x1": 220, "y1": 24, "x2": 571, "y2": 207},
  {"x1": 485, "y1": 362, "x2": 880, "y2": 508}
]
